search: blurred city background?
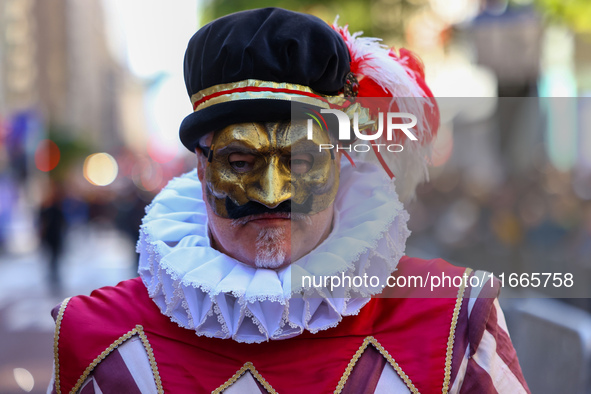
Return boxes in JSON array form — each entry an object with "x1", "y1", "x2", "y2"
[{"x1": 0, "y1": 0, "x2": 590, "y2": 392}]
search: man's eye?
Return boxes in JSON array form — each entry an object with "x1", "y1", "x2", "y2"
[
  {"x1": 289, "y1": 154, "x2": 314, "y2": 174},
  {"x1": 228, "y1": 153, "x2": 255, "y2": 172}
]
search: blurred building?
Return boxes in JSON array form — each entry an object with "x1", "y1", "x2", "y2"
[
  {"x1": 1, "y1": 0, "x2": 37, "y2": 114},
  {"x1": 0, "y1": 0, "x2": 127, "y2": 151},
  {"x1": 0, "y1": 0, "x2": 154, "y2": 256}
]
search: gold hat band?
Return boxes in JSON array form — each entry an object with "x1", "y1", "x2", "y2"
[{"x1": 190, "y1": 79, "x2": 348, "y2": 112}]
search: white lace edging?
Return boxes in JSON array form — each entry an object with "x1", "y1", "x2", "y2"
[{"x1": 137, "y1": 160, "x2": 410, "y2": 343}]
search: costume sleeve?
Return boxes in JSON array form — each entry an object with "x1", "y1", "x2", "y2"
[
  {"x1": 47, "y1": 296, "x2": 160, "y2": 394},
  {"x1": 449, "y1": 271, "x2": 530, "y2": 394}
]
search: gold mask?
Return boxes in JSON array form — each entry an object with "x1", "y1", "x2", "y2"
[{"x1": 203, "y1": 121, "x2": 339, "y2": 218}]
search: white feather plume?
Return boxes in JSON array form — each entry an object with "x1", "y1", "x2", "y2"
[{"x1": 332, "y1": 21, "x2": 439, "y2": 202}]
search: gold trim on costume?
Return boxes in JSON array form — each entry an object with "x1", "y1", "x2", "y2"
[
  {"x1": 190, "y1": 79, "x2": 347, "y2": 112},
  {"x1": 442, "y1": 268, "x2": 472, "y2": 394},
  {"x1": 192, "y1": 79, "x2": 323, "y2": 104},
  {"x1": 334, "y1": 336, "x2": 420, "y2": 394},
  {"x1": 54, "y1": 267, "x2": 473, "y2": 394},
  {"x1": 53, "y1": 297, "x2": 71, "y2": 394},
  {"x1": 194, "y1": 91, "x2": 331, "y2": 112},
  {"x1": 212, "y1": 361, "x2": 278, "y2": 394},
  {"x1": 137, "y1": 328, "x2": 165, "y2": 394},
  {"x1": 70, "y1": 325, "x2": 164, "y2": 394}
]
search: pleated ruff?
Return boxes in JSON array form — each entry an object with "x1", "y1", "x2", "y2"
[{"x1": 138, "y1": 160, "x2": 410, "y2": 343}]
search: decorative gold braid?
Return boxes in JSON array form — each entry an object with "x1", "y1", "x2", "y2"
[
  {"x1": 194, "y1": 90, "x2": 332, "y2": 112},
  {"x1": 70, "y1": 325, "x2": 163, "y2": 394},
  {"x1": 212, "y1": 362, "x2": 278, "y2": 394},
  {"x1": 334, "y1": 336, "x2": 420, "y2": 394},
  {"x1": 53, "y1": 297, "x2": 71, "y2": 394},
  {"x1": 190, "y1": 79, "x2": 347, "y2": 113},
  {"x1": 334, "y1": 337, "x2": 370, "y2": 393},
  {"x1": 442, "y1": 268, "x2": 472, "y2": 394},
  {"x1": 137, "y1": 326, "x2": 164, "y2": 394},
  {"x1": 371, "y1": 337, "x2": 420, "y2": 393}
]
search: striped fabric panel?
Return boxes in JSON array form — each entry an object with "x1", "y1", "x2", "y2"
[
  {"x1": 467, "y1": 275, "x2": 500, "y2": 358},
  {"x1": 449, "y1": 271, "x2": 530, "y2": 394},
  {"x1": 459, "y1": 299, "x2": 530, "y2": 393},
  {"x1": 478, "y1": 301, "x2": 529, "y2": 392},
  {"x1": 91, "y1": 347, "x2": 143, "y2": 394},
  {"x1": 467, "y1": 271, "x2": 494, "y2": 316},
  {"x1": 116, "y1": 336, "x2": 159, "y2": 394},
  {"x1": 75, "y1": 335, "x2": 158, "y2": 394},
  {"x1": 459, "y1": 358, "x2": 497, "y2": 394},
  {"x1": 449, "y1": 270, "x2": 492, "y2": 390},
  {"x1": 223, "y1": 371, "x2": 267, "y2": 394},
  {"x1": 448, "y1": 271, "x2": 475, "y2": 387},
  {"x1": 339, "y1": 344, "x2": 413, "y2": 394},
  {"x1": 373, "y1": 364, "x2": 411, "y2": 394},
  {"x1": 449, "y1": 346, "x2": 470, "y2": 394},
  {"x1": 341, "y1": 345, "x2": 387, "y2": 394}
]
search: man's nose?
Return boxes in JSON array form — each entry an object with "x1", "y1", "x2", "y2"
[{"x1": 247, "y1": 157, "x2": 291, "y2": 208}]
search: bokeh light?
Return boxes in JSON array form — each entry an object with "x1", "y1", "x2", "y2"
[
  {"x1": 147, "y1": 135, "x2": 178, "y2": 164},
  {"x1": 13, "y1": 368, "x2": 34, "y2": 392},
  {"x1": 132, "y1": 158, "x2": 163, "y2": 192},
  {"x1": 429, "y1": 0, "x2": 479, "y2": 25},
  {"x1": 83, "y1": 153, "x2": 119, "y2": 186},
  {"x1": 34, "y1": 139, "x2": 60, "y2": 172}
]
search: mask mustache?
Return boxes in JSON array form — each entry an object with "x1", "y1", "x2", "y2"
[{"x1": 225, "y1": 196, "x2": 313, "y2": 220}]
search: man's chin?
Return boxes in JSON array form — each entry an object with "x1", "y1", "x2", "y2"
[
  {"x1": 253, "y1": 226, "x2": 290, "y2": 269},
  {"x1": 254, "y1": 258, "x2": 291, "y2": 269}
]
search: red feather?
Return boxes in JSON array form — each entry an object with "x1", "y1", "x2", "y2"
[{"x1": 332, "y1": 22, "x2": 440, "y2": 193}]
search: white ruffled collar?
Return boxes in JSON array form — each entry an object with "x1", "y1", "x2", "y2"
[{"x1": 137, "y1": 160, "x2": 410, "y2": 343}]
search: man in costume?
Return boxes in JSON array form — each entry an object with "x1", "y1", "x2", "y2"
[{"x1": 49, "y1": 8, "x2": 530, "y2": 393}]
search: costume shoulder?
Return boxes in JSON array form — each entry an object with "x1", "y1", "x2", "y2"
[
  {"x1": 338, "y1": 256, "x2": 472, "y2": 393},
  {"x1": 445, "y1": 270, "x2": 530, "y2": 393},
  {"x1": 51, "y1": 277, "x2": 166, "y2": 393},
  {"x1": 389, "y1": 257, "x2": 530, "y2": 393}
]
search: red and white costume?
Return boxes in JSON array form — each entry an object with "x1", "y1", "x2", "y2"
[{"x1": 49, "y1": 162, "x2": 529, "y2": 393}]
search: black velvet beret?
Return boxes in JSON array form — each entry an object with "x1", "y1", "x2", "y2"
[{"x1": 179, "y1": 7, "x2": 350, "y2": 151}]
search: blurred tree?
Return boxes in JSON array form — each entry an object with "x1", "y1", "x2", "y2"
[
  {"x1": 533, "y1": 0, "x2": 591, "y2": 33},
  {"x1": 201, "y1": 0, "x2": 431, "y2": 44},
  {"x1": 46, "y1": 124, "x2": 92, "y2": 181}
]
